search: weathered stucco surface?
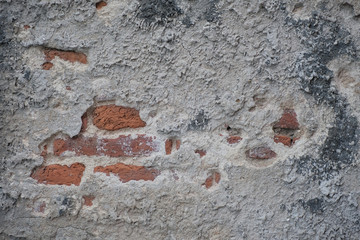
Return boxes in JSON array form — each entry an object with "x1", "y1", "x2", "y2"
[{"x1": 1, "y1": 0, "x2": 360, "y2": 239}]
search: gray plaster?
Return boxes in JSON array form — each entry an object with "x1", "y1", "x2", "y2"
[{"x1": 1, "y1": 0, "x2": 360, "y2": 239}]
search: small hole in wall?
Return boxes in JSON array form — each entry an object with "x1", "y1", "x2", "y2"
[
  {"x1": 249, "y1": 106, "x2": 256, "y2": 112},
  {"x1": 293, "y1": 3, "x2": 304, "y2": 12},
  {"x1": 42, "y1": 62, "x2": 53, "y2": 70},
  {"x1": 227, "y1": 126, "x2": 231, "y2": 131},
  {"x1": 235, "y1": 99, "x2": 240, "y2": 103},
  {"x1": 96, "y1": 1, "x2": 107, "y2": 10},
  {"x1": 148, "y1": 110, "x2": 157, "y2": 118}
]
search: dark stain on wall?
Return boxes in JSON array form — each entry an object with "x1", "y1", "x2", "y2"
[
  {"x1": 287, "y1": 13, "x2": 359, "y2": 181},
  {"x1": 188, "y1": 110, "x2": 209, "y2": 131},
  {"x1": 137, "y1": 0, "x2": 183, "y2": 23},
  {"x1": 137, "y1": 0, "x2": 220, "y2": 25}
]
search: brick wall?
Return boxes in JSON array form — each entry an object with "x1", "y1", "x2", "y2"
[{"x1": 31, "y1": 105, "x2": 301, "y2": 189}]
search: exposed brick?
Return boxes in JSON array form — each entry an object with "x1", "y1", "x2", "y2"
[
  {"x1": 204, "y1": 176, "x2": 212, "y2": 188},
  {"x1": 44, "y1": 49, "x2": 87, "y2": 64},
  {"x1": 94, "y1": 163, "x2": 160, "y2": 183},
  {"x1": 83, "y1": 196, "x2": 95, "y2": 206},
  {"x1": 38, "y1": 202, "x2": 46, "y2": 213},
  {"x1": 214, "y1": 172, "x2": 220, "y2": 183},
  {"x1": 42, "y1": 62, "x2": 53, "y2": 70},
  {"x1": 165, "y1": 139, "x2": 181, "y2": 154},
  {"x1": 40, "y1": 145, "x2": 47, "y2": 159},
  {"x1": 246, "y1": 147, "x2": 276, "y2": 160},
  {"x1": 96, "y1": 1, "x2": 107, "y2": 10},
  {"x1": 175, "y1": 140, "x2": 181, "y2": 150},
  {"x1": 93, "y1": 105, "x2": 146, "y2": 131},
  {"x1": 31, "y1": 163, "x2": 85, "y2": 186},
  {"x1": 227, "y1": 136, "x2": 242, "y2": 144},
  {"x1": 273, "y1": 109, "x2": 299, "y2": 130},
  {"x1": 195, "y1": 150, "x2": 206, "y2": 158},
  {"x1": 274, "y1": 135, "x2": 292, "y2": 147},
  {"x1": 24, "y1": 25, "x2": 30, "y2": 30},
  {"x1": 66, "y1": 86, "x2": 71, "y2": 91},
  {"x1": 53, "y1": 139, "x2": 67, "y2": 156},
  {"x1": 203, "y1": 172, "x2": 221, "y2": 189},
  {"x1": 165, "y1": 139, "x2": 173, "y2": 155},
  {"x1": 53, "y1": 134, "x2": 158, "y2": 157}
]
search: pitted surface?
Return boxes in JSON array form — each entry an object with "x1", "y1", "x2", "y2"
[{"x1": 1, "y1": 0, "x2": 360, "y2": 239}]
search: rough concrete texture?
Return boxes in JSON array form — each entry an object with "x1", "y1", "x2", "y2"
[{"x1": 1, "y1": 0, "x2": 360, "y2": 239}]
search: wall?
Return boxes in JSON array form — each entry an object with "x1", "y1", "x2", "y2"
[{"x1": 1, "y1": 0, "x2": 360, "y2": 239}]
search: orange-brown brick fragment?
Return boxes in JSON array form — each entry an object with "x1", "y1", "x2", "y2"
[
  {"x1": 203, "y1": 172, "x2": 221, "y2": 189},
  {"x1": 31, "y1": 163, "x2": 85, "y2": 186},
  {"x1": 227, "y1": 136, "x2": 242, "y2": 144},
  {"x1": 42, "y1": 62, "x2": 53, "y2": 70},
  {"x1": 165, "y1": 139, "x2": 173, "y2": 155},
  {"x1": 195, "y1": 149, "x2": 206, "y2": 158},
  {"x1": 204, "y1": 176, "x2": 213, "y2": 189},
  {"x1": 44, "y1": 49, "x2": 87, "y2": 64},
  {"x1": 274, "y1": 135, "x2": 292, "y2": 147},
  {"x1": 53, "y1": 139, "x2": 67, "y2": 156},
  {"x1": 96, "y1": 1, "x2": 107, "y2": 10},
  {"x1": 273, "y1": 109, "x2": 299, "y2": 130},
  {"x1": 93, "y1": 105, "x2": 146, "y2": 131},
  {"x1": 175, "y1": 140, "x2": 181, "y2": 150},
  {"x1": 83, "y1": 196, "x2": 95, "y2": 206},
  {"x1": 246, "y1": 147, "x2": 276, "y2": 160},
  {"x1": 214, "y1": 172, "x2": 220, "y2": 183},
  {"x1": 94, "y1": 163, "x2": 160, "y2": 183},
  {"x1": 40, "y1": 145, "x2": 47, "y2": 159}
]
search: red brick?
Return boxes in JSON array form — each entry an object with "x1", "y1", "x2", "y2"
[
  {"x1": 96, "y1": 1, "x2": 107, "y2": 10},
  {"x1": 274, "y1": 135, "x2": 292, "y2": 147},
  {"x1": 94, "y1": 163, "x2": 160, "y2": 183},
  {"x1": 42, "y1": 62, "x2": 53, "y2": 70},
  {"x1": 246, "y1": 147, "x2": 276, "y2": 160},
  {"x1": 66, "y1": 86, "x2": 71, "y2": 90},
  {"x1": 227, "y1": 136, "x2": 242, "y2": 144},
  {"x1": 39, "y1": 202, "x2": 46, "y2": 213},
  {"x1": 165, "y1": 139, "x2": 173, "y2": 155},
  {"x1": 53, "y1": 139, "x2": 67, "y2": 156},
  {"x1": 83, "y1": 196, "x2": 95, "y2": 206},
  {"x1": 204, "y1": 176, "x2": 212, "y2": 188},
  {"x1": 31, "y1": 163, "x2": 85, "y2": 186},
  {"x1": 273, "y1": 109, "x2": 299, "y2": 130},
  {"x1": 40, "y1": 145, "x2": 47, "y2": 159},
  {"x1": 195, "y1": 149, "x2": 206, "y2": 158},
  {"x1": 44, "y1": 49, "x2": 87, "y2": 64},
  {"x1": 175, "y1": 140, "x2": 181, "y2": 150},
  {"x1": 93, "y1": 105, "x2": 146, "y2": 131},
  {"x1": 203, "y1": 172, "x2": 221, "y2": 189},
  {"x1": 24, "y1": 25, "x2": 30, "y2": 30},
  {"x1": 214, "y1": 172, "x2": 221, "y2": 183},
  {"x1": 53, "y1": 134, "x2": 158, "y2": 157}
]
